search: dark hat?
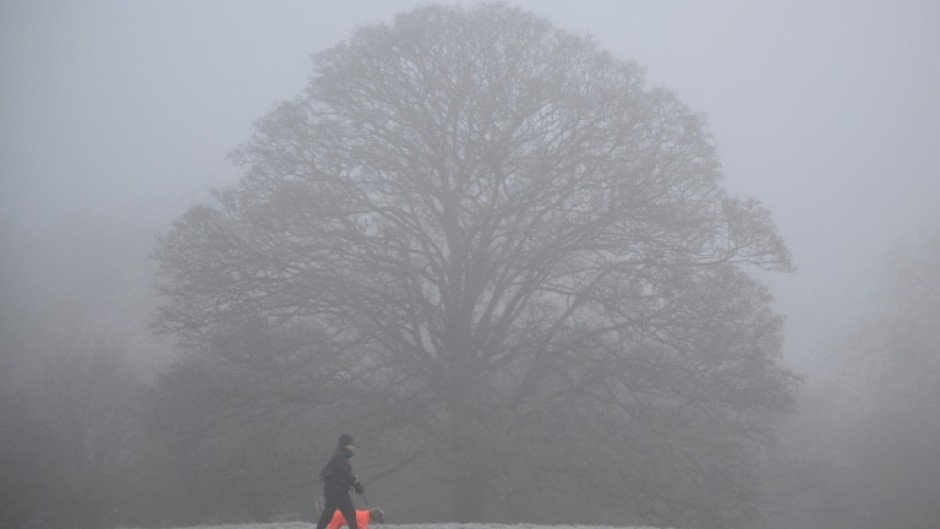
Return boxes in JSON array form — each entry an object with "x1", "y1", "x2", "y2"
[{"x1": 338, "y1": 433, "x2": 354, "y2": 446}]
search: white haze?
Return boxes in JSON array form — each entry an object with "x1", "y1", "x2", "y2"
[{"x1": 2, "y1": 1, "x2": 939, "y2": 380}]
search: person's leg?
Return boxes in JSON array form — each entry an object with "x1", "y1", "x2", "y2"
[
  {"x1": 315, "y1": 492, "x2": 339, "y2": 529},
  {"x1": 336, "y1": 492, "x2": 358, "y2": 529}
]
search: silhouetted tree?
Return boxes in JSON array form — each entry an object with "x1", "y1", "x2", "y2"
[
  {"x1": 799, "y1": 234, "x2": 940, "y2": 529},
  {"x1": 142, "y1": 318, "x2": 352, "y2": 524},
  {"x1": 0, "y1": 337, "x2": 144, "y2": 529},
  {"x1": 155, "y1": 4, "x2": 796, "y2": 524},
  {"x1": 0, "y1": 386, "x2": 46, "y2": 528}
]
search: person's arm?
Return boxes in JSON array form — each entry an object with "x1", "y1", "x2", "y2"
[
  {"x1": 336, "y1": 457, "x2": 362, "y2": 492},
  {"x1": 320, "y1": 453, "x2": 341, "y2": 483}
]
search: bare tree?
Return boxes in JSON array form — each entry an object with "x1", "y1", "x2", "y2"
[
  {"x1": 803, "y1": 234, "x2": 940, "y2": 529},
  {"x1": 141, "y1": 317, "x2": 359, "y2": 524},
  {"x1": 155, "y1": 4, "x2": 795, "y2": 523},
  {"x1": 0, "y1": 336, "x2": 144, "y2": 529}
]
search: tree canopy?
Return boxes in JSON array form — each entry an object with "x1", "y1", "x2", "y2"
[{"x1": 155, "y1": 4, "x2": 797, "y2": 526}]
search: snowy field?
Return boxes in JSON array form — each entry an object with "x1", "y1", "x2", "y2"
[{"x1": 151, "y1": 523, "x2": 662, "y2": 529}]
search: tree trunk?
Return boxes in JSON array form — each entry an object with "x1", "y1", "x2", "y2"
[
  {"x1": 452, "y1": 449, "x2": 488, "y2": 522},
  {"x1": 449, "y1": 386, "x2": 491, "y2": 522}
]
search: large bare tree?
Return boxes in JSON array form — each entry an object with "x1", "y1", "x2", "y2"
[{"x1": 155, "y1": 4, "x2": 796, "y2": 524}]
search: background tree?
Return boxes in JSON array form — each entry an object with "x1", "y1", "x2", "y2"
[
  {"x1": 0, "y1": 335, "x2": 145, "y2": 529},
  {"x1": 774, "y1": 234, "x2": 940, "y2": 529},
  {"x1": 749, "y1": 232, "x2": 940, "y2": 529},
  {"x1": 141, "y1": 317, "x2": 360, "y2": 523},
  {"x1": 0, "y1": 384, "x2": 46, "y2": 528},
  {"x1": 155, "y1": 4, "x2": 796, "y2": 525}
]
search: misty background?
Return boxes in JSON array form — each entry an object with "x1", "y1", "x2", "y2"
[
  {"x1": 2, "y1": 1, "x2": 939, "y2": 528},
  {"x1": 4, "y1": 0, "x2": 938, "y2": 381}
]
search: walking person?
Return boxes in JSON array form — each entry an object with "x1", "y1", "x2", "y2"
[{"x1": 316, "y1": 433, "x2": 365, "y2": 529}]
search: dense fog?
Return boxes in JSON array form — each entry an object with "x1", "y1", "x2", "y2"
[{"x1": 2, "y1": 2, "x2": 939, "y2": 529}]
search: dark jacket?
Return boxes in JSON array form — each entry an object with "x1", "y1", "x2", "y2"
[{"x1": 319, "y1": 445, "x2": 359, "y2": 493}]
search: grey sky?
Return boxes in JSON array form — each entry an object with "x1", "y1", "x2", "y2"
[{"x1": 2, "y1": 0, "x2": 939, "y2": 376}]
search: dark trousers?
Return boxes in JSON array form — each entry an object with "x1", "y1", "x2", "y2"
[{"x1": 316, "y1": 489, "x2": 358, "y2": 529}]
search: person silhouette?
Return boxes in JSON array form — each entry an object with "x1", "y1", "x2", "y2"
[{"x1": 316, "y1": 433, "x2": 365, "y2": 529}]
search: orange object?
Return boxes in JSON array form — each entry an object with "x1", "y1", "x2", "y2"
[{"x1": 327, "y1": 509, "x2": 373, "y2": 529}]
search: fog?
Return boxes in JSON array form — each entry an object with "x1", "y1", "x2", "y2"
[
  {"x1": 2, "y1": 1, "x2": 939, "y2": 528},
  {"x1": 4, "y1": 0, "x2": 938, "y2": 378}
]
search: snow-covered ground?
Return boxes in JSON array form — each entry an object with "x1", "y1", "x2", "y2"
[{"x1": 153, "y1": 523, "x2": 662, "y2": 529}]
